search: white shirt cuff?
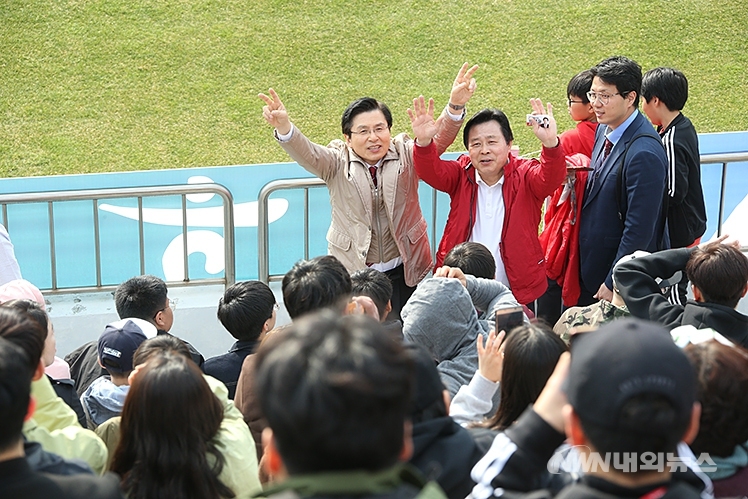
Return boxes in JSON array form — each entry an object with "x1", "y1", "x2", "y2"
[
  {"x1": 446, "y1": 107, "x2": 466, "y2": 121},
  {"x1": 275, "y1": 125, "x2": 294, "y2": 142}
]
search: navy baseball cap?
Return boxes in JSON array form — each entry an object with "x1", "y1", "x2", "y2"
[{"x1": 97, "y1": 318, "x2": 155, "y2": 374}]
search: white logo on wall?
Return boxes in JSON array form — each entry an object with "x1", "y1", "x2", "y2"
[{"x1": 98, "y1": 176, "x2": 288, "y2": 280}]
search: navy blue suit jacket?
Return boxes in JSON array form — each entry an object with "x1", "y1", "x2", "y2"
[{"x1": 579, "y1": 110, "x2": 667, "y2": 293}]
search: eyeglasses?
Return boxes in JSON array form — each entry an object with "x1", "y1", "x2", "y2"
[
  {"x1": 567, "y1": 99, "x2": 585, "y2": 105},
  {"x1": 586, "y1": 91, "x2": 622, "y2": 105},
  {"x1": 154, "y1": 299, "x2": 176, "y2": 318},
  {"x1": 273, "y1": 303, "x2": 279, "y2": 311},
  {"x1": 349, "y1": 125, "x2": 390, "y2": 137}
]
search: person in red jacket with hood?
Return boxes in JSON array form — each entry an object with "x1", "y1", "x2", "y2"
[{"x1": 409, "y1": 97, "x2": 565, "y2": 306}]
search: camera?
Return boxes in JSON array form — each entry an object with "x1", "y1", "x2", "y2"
[{"x1": 526, "y1": 114, "x2": 551, "y2": 128}]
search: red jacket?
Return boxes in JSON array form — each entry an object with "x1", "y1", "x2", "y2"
[
  {"x1": 560, "y1": 120, "x2": 597, "y2": 158},
  {"x1": 414, "y1": 142, "x2": 566, "y2": 304},
  {"x1": 539, "y1": 154, "x2": 591, "y2": 307}
]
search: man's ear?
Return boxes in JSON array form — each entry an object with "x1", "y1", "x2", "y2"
[
  {"x1": 33, "y1": 360, "x2": 45, "y2": 381},
  {"x1": 626, "y1": 91, "x2": 638, "y2": 109},
  {"x1": 383, "y1": 300, "x2": 392, "y2": 322},
  {"x1": 153, "y1": 310, "x2": 166, "y2": 329},
  {"x1": 563, "y1": 404, "x2": 587, "y2": 447},
  {"x1": 25, "y1": 395, "x2": 37, "y2": 422},
  {"x1": 682, "y1": 402, "x2": 701, "y2": 445},
  {"x1": 262, "y1": 427, "x2": 286, "y2": 478},
  {"x1": 398, "y1": 420, "x2": 414, "y2": 462},
  {"x1": 692, "y1": 285, "x2": 703, "y2": 302}
]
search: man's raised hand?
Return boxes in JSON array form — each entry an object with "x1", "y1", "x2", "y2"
[
  {"x1": 259, "y1": 88, "x2": 292, "y2": 135},
  {"x1": 408, "y1": 96, "x2": 438, "y2": 147},
  {"x1": 450, "y1": 62, "x2": 479, "y2": 108},
  {"x1": 527, "y1": 98, "x2": 559, "y2": 149}
]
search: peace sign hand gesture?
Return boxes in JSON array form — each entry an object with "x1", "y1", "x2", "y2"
[
  {"x1": 449, "y1": 62, "x2": 479, "y2": 108},
  {"x1": 259, "y1": 88, "x2": 292, "y2": 135}
]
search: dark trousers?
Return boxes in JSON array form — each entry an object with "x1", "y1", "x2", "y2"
[
  {"x1": 384, "y1": 264, "x2": 416, "y2": 322},
  {"x1": 535, "y1": 278, "x2": 564, "y2": 327},
  {"x1": 536, "y1": 278, "x2": 601, "y2": 328}
]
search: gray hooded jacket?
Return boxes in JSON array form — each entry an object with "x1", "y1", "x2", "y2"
[{"x1": 402, "y1": 275, "x2": 521, "y2": 396}]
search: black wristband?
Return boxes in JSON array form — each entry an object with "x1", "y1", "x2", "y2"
[{"x1": 448, "y1": 103, "x2": 466, "y2": 111}]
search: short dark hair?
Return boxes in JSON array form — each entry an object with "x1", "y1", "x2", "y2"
[
  {"x1": 2, "y1": 299, "x2": 49, "y2": 336},
  {"x1": 443, "y1": 242, "x2": 496, "y2": 280},
  {"x1": 641, "y1": 67, "x2": 689, "y2": 112},
  {"x1": 686, "y1": 242, "x2": 748, "y2": 308},
  {"x1": 133, "y1": 335, "x2": 192, "y2": 367},
  {"x1": 254, "y1": 310, "x2": 413, "y2": 474},
  {"x1": 463, "y1": 108, "x2": 513, "y2": 150},
  {"x1": 115, "y1": 275, "x2": 168, "y2": 321},
  {"x1": 341, "y1": 98, "x2": 393, "y2": 137},
  {"x1": 217, "y1": 281, "x2": 275, "y2": 342},
  {"x1": 0, "y1": 306, "x2": 46, "y2": 372},
  {"x1": 0, "y1": 337, "x2": 33, "y2": 452},
  {"x1": 486, "y1": 324, "x2": 567, "y2": 431},
  {"x1": 282, "y1": 255, "x2": 352, "y2": 320},
  {"x1": 567, "y1": 69, "x2": 594, "y2": 103},
  {"x1": 591, "y1": 56, "x2": 642, "y2": 107},
  {"x1": 350, "y1": 268, "x2": 392, "y2": 321},
  {"x1": 579, "y1": 393, "x2": 690, "y2": 457},
  {"x1": 685, "y1": 340, "x2": 748, "y2": 457}
]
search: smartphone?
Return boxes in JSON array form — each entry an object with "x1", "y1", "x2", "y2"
[{"x1": 495, "y1": 306, "x2": 525, "y2": 335}]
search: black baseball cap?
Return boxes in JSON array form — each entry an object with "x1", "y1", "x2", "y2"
[{"x1": 566, "y1": 318, "x2": 695, "y2": 433}]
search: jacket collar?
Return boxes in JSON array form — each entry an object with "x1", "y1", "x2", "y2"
[
  {"x1": 658, "y1": 112, "x2": 685, "y2": 135},
  {"x1": 229, "y1": 340, "x2": 258, "y2": 354},
  {"x1": 258, "y1": 463, "x2": 426, "y2": 497},
  {"x1": 584, "y1": 112, "x2": 647, "y2": 206}
]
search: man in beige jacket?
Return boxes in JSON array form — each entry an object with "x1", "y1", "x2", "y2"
[{"x1": 259, "y1": 63, "x2": 477, "y2": 319}]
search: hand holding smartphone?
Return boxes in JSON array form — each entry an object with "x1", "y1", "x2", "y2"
[{"x1": 495, "y1": 306, "x2": 525, "y2": 336}]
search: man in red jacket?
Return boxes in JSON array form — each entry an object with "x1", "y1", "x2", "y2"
[{"x1": 409, "y1": 97, "x2": 565, "y2": 306}]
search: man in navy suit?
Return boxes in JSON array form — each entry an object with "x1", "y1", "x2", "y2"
[{"x1": 578, "y1": 56, "x2": 668, "y2": 306}]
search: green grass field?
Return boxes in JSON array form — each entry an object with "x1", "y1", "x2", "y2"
[{"x1": 2, "y1": 0, "x2": 747, "y2": 177}]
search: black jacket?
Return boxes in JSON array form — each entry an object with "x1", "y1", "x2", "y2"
[
  {"x1": 25, "y1": 439, "x2": 93, "y2": 476},
  {"x1": 471, "y1": 409, "x2": 706, "y2": 499},
  {"x1": 410, "y1": 417, "x2": 483, "y2": 499},
  {"x1": 203, "y1": 339, "x2": 257, "y2": 400},
  {"x1": 615, "y1": 247, "x2": 748, "y2": 348},
  {"x1": 0, "y1": 457, "x2": 124, "y2": 499},
  {"x1": 659, "y1": 113, "x2": 707, "y2": 248}
]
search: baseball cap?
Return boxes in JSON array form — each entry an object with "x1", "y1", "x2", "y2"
[
  {"x1": 0, "y1": 279, "x2": 45, "y2": 310},
  {"x1": 97, "y1": 318, "x2": 155, "y2": 374},
  {"x1": 566, "y1": 318, "x2": 695, "y2": 433}
]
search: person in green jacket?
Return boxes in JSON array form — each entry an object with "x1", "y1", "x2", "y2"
[{"x1": 255, "y1": 310, "x2": 448, "y2": 499}]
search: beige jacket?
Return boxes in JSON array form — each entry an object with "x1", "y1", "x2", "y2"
[{"x1": 278, "y1": 111, "x2": 463, "y2": 287}]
